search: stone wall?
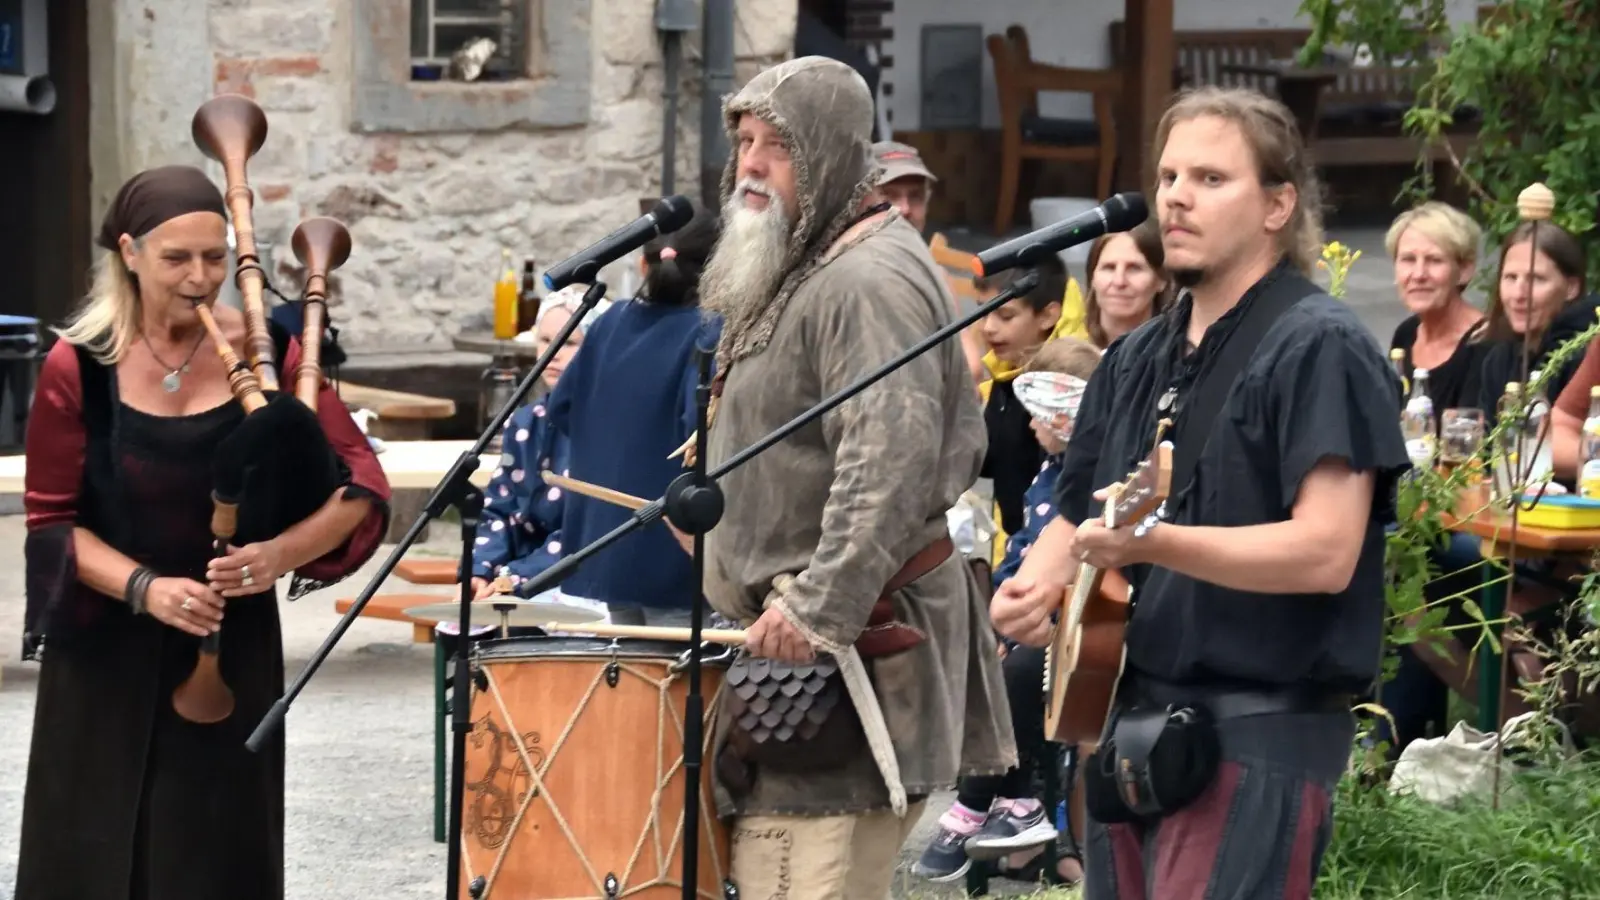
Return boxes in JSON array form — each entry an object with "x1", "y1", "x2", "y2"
[{"x1": 95, "y1": 0, "x2": 796, "y2": 350}]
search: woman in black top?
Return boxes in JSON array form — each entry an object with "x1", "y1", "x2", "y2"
[
  {"x1": 1459, "y1": 220, "x2": 1593, "y2": 413},
  {"x1": 1385, "y1": 202, "x2": 1486, "y2": 411}
]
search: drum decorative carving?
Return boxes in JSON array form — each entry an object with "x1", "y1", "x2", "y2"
[{"x1": 465, "y1": 716, "x2": 546, "y2": 849}]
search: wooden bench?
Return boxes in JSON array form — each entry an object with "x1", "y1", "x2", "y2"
[
  {"x1": 1108, "y1": 23, "x2": 1477, "y2": 170},
  {"x1": 337, "y1": 380, "x2": 456, "y2": 441},
  {"x1": 334, "y1": 593, "x2": 446, "y2": 643},
  {"x1": 396, "y1": 558, "x2": 459, "y2": 585}
]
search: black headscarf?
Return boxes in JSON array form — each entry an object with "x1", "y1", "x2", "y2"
[{"x1": 96, "y1": 165, "x2": 227, "y2": 251}]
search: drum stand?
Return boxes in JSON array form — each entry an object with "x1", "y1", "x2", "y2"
[{"x1": 242, "y1": 279, "x2": 614, "y2": 900}]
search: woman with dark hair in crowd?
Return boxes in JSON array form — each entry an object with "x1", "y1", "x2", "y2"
[
  {"x1": 1080, "y1": 219, "x2": 1171, "y2": 350},
  {"x1": 543, "y1": 199, "x2": 726, "y2": 625},
  {"x1": 1461, "y1": 221, "x2": 1594, "y2": 412}
]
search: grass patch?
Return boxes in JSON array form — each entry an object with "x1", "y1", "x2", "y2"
[{"x1": 1316, "y1": 755, "x2": 1600, "y2": 899}]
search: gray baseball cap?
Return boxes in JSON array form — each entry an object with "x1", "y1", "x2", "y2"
[{"x1": 873, "y1": 141, "x2": 938, "y2": 186}]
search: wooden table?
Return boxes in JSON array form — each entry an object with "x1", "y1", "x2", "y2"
[
  {"x1": 337, "y1": 381, "x2": 457, "y2": 441},
  {"x1": 0, "y1": 441, "x2": 496, "y2": 496},
  {"x1": 1440, "y1": 504, "x2": 1600, "y2": 731},
  {"x1": 450, "y1": 333, "x2": 547, "y2": 362}
]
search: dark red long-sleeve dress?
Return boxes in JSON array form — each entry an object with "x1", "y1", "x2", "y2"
[{"x1": 14, "y1": 323, "x2": 391, "y2": 900}]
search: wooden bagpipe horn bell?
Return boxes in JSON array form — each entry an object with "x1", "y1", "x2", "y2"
[
  {"x1": 289, "y1": 217, "x2": 352, "y2": 410},
  {"x1": 190, "y1": 94, "x2": 277, "y2": 397}
]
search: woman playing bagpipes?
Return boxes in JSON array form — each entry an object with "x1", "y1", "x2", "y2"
[{"x1": 14, "y1": 165, "x2": 391, "y2": 900}]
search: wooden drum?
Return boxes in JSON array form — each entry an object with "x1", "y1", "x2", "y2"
[{"x1": 458, "y1": 636, "x2": 732, "y2": 899}]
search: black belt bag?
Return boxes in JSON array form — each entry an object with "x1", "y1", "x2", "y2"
[{"x1": 1082, "y1": 685, "x2": 1351, "y2": 824}]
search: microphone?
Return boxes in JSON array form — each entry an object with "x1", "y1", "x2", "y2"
[
  {"x1": 543, "y1": 195, "x2": 696, "y2": 291},
  {"x1": 974, "y1": 193, "x2": 1149, "y2": 278}
]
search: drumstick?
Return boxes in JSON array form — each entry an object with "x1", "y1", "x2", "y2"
[
  {"x1": 541, "y1": 472, "x2": 649, "y2": 510},
  {"x1": 544, "y1": 621, "x2": 748, "y2": 643}
]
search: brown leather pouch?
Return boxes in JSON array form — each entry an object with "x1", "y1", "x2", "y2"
[
  {"x1": 723, "y1": 654, "x2": 866, "y2": 778},
  {"x1": 717, "y1": 537, "x2": 954, "y2": 792}
]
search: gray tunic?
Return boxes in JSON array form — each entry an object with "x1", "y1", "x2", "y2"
[{"x1": 704, "y1": 216, "x2": 1018, "y2": 816}]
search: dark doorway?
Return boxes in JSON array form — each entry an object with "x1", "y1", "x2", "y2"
[{"x1": 0, "y1": 0, "x2": 91, "y2": 328}]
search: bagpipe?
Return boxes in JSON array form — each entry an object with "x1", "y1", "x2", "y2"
[{"x1": 172, "y1": 93, "x2": 353, "y2": 725}]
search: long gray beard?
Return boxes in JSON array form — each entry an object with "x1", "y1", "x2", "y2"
[{"x1": 700, "y1": 190, "x2": 794, "y2": 345}]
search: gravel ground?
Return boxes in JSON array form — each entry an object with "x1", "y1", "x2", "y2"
[{"x1": 0, "y1": 514, "x2": 1048, "y2": 899}]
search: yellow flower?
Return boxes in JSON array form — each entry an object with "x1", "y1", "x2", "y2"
[{"x1": 1319, "y1": 241, "x2": 1361, "y2": 298}]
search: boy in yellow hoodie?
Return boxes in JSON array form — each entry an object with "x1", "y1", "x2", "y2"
[{"x1": 974, "y1": 255, "x2": 1071, "y2": 548}]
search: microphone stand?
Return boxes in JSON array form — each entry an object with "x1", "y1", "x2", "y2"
[
  {"x1": 511, "y1": 268, "x2": 1041, "y2": 900},
  {"x1": 671, "y1": 343, "x2": 718, "y2": 900},
  {"x1": 241, "y1": 278, "x2": 613, "y2": 900}
]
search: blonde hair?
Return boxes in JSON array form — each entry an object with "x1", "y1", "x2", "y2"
[
  {"x1": 54, "y1": 247, "x2": 143, "y2": 365},
  {"x1": 1384, "y1": 202, "x2": 1482, "y2": 269},
  {"x1": 1024, "y1": 335, "x2": 1102, "y2": 382},
  {"x1": 1152, "y1": 86, "x2": 1326, "y2": 275}
]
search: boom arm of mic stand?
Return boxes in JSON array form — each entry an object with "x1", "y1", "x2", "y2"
[
  {"x1": 513, "y1": 269, "x2": 1041, "y2": 599},
  {"x1": 245, "y1": 280, "x2": 612, "y2": 754}
]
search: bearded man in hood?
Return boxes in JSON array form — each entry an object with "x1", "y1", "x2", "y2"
[{"x1": 690, "y1": 56, "x2": 1017, "y2": 898}]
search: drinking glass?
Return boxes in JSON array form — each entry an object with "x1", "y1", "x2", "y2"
[{"x1": 1440, "y1": 408, "x2": 1485, "y2": 467}]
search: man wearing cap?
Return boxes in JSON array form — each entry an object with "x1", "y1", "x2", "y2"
[{"x1": 873, "y1": 140, "x2": 936, "y2": 232}]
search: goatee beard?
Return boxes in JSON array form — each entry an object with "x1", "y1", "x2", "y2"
[
  {"x1": 700, "y1": 183, "x2": 794, "y2": 335},
  {"x1": 1171, "y1": 268, "x2": 1205, "y2": 289}
]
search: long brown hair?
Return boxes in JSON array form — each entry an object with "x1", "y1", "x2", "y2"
[
  {"x1": 1151, "y1": 86, "x2": 1327, "y2": 275},
  {"x1": 1482, "y1": 221, "x2": 1588, "y2": 341},
  {"x1": 1082, "y1": 220, "x2": 1172, "y2": 349}
]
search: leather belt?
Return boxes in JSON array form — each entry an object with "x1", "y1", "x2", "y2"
[
  {"x1": 1123, "y1": 677, "x2": 1352, "y2": 720},
  {"x1": 854, "y1": 535, "x2": 951, "y2": 659}
]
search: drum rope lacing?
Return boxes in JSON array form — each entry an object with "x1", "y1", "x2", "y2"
[{"x1": 462, "y1": 659, "x2": 727, "y2": 899}]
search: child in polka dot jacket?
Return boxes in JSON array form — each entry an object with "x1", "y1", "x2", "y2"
[
  {"x1": 914, "y1": 335, "x2": 1102, "y2": 887},
  {"x1": 469, "y1": 286, "x2": 602, "y2": 603}
]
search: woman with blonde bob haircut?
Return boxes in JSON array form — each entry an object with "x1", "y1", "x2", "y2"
[
  {"x1": 15, "y1": 164, "x2": 391, "y2": 900},
  {"x1": 1385, "y1": 201, "x2": 1485, "y2": 412}
]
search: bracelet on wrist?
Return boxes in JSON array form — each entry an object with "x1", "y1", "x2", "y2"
[{"x1": 124, "y1": 567, "x2": 155, "y2": 615}]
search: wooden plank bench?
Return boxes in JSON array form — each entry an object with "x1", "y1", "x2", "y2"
[
  {"x1": 337, "y1": 380, "x2": 457, "y2": 441},
  {"x1": 396, "y1": 559, "x2": 458, "y2": 585},
  {"x1": 334, "y1": 593, "x2": 446, "y2": 643}
]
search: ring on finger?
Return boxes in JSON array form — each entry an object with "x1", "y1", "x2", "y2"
[
  {"x1": 242, "y1": 574, "x2": 255, "y2": 586},
  {"x1": 182, "y1": 596, "x2": 194, "y2": 611},
  {"x1": 241, "y1": 564, "x2": 251, "y2": 581}
]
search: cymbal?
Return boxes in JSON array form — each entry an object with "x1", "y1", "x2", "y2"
[{"x1": 403, "y1": 598, "x2": 606, "y2": 627}]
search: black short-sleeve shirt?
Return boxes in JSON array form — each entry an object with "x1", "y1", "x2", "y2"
[{"x1": 1053, "y1": 262, "x2": 1410, "y2": 695}]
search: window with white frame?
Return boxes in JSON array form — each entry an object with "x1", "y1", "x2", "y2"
[{"x1": 409, "y1": 0, "x2": 530, "y2": 80}]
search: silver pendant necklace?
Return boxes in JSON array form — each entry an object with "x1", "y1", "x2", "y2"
[{"x1": 141, "y1": 327, "x2": 206, "y2": 393}]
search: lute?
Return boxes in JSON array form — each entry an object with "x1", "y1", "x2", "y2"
[{"x1": 1043, "y1": 432, "x2": 1173, "y2": 746}]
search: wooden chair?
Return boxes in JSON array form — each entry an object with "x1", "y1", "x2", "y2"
[
  {"x1": 987, "y1": 25, "x2": 1122, "y2": 236},
  {"x1": 929, "y1": 233, "x2": 985, "y2": 307}
]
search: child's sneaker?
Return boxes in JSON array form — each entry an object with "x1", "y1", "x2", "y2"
[
  {"x1": 910, "y1": 802, "x2": 986, "y2": 882},
  {"x1": 911, "y1": 821, "x2": 974, "y2": 881},
  {"x1": 963, "y1": 800, "x2": 1058, "y2": 860}
]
